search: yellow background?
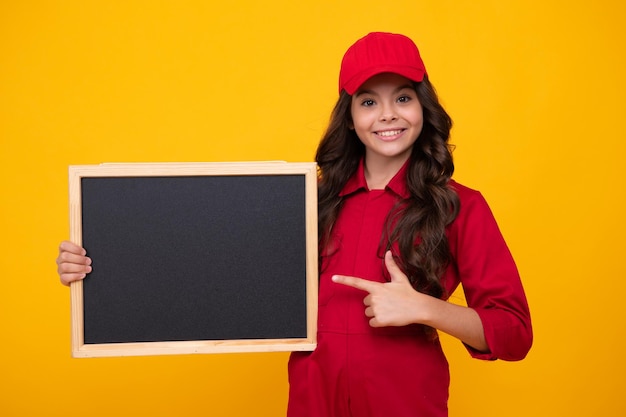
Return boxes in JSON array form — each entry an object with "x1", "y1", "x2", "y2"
[{"x1": 1, "y1": 1, "x2": 625, "y2": 416}]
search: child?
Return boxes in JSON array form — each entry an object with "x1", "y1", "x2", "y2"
[{"x1": 57, "y1": 32, "x2": 532, "y2": 417}]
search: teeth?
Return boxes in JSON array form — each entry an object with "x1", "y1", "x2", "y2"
[{"x1": 378, "y1": 130, "x2": 402, "y2": 137}]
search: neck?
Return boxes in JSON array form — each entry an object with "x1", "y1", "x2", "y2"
[{"x1": 364, "y1": 153, "x2": 409, "y2": 190}]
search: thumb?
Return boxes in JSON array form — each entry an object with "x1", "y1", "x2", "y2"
[{"x1": 385, "y1": 251, "x2": 409, "y2": 283}]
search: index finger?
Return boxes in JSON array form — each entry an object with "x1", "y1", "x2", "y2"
[
  {"x1": 59, "y1": 240, "x2": 86, "y2": 256},
  {"x1": 332, "y1": 275, "x2": 381, "y2": 293}
]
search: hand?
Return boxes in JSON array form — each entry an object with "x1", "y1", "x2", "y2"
[
  {"x1": 332, "y1": 251, "x2": 432, "y2": 327},
  {"x1": 56, "y1": 240, "x2": 92, "y2": 286}
]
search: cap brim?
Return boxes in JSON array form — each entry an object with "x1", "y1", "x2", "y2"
[{"x1": 342, "y1": 66, "x2": 426, "y2": 95}]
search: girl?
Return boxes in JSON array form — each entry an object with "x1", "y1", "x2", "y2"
[{"x1": 57, "y1": 32, "x2": 532, "y2": 417}]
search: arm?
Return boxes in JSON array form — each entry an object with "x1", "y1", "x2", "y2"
[
  {"x1": 447, "y1": 185, "x2": 532, "y2": 360},
  {"x1": 333, "y1": 251, "x2": 489, "y2": 352},
  {"x1": 56, "y1": 240, "x2": 92, "y2": 286},
  {"x1": 332, "y1": 187, "x2": 533, "y2": 360}
]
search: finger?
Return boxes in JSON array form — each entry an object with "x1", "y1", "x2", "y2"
[
  {"x1": 60, "y1": 272, "x2": 88, "y2": 286},
  {"x1": 57, "y1": 251, "x2": 92, "y2": 267},
  {"x1": 384, "y1": 251, "x2": 409, "y2": 283},
  {"x1": 363, "y1": 294, "x2": 372, "y2": 306},
  {"x1": 57, "y1": 262, "x2": 92, "y2": 275},
  {"x1": 369, "y1": 317, "x2": 383, "y2": 328},
  {"x1": 332, "y1": 275, "x2": 380, "y2": 293},
  {"x1": 59, "y1": 240, "x2": 87, "y2": 256},
  {"x1": 57, "y1": 250, "x2": 92, "y2": 266}
]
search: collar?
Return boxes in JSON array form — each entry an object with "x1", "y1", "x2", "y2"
[{"x1": 339, "y1": 158, "x2": 411, "y2": 199}]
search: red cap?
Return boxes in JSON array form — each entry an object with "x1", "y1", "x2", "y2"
[{"x1": 339, "y1": 32, "x2": 426, "y2": 95}]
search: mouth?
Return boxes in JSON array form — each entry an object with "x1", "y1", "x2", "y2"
[{"x1": 375, "y1": 129, "x2": 405, "y2": 139}]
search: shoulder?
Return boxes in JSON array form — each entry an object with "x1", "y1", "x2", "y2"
[
  {"x1": 445, "y1": 180, "x2": 513, "y2": 262},
  {"x1": 447, "y1": 179, "x2": 497, "y2": 228},
  {"x1": 448, "y1": 179, "x2": 487, "y2": 208}
]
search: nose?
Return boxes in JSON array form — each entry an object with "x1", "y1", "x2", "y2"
[{"x1": 379, "y1": 104, "x2": 398, "y2": 122}]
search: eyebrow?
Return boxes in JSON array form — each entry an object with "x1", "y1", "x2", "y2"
[{"x1": 354, "y1": 84, "x2": 415, "y2": 97}]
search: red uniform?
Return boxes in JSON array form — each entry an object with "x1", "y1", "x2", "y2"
[{"x1": 287, "y1": 159, "x2": 532, "y2": 417}]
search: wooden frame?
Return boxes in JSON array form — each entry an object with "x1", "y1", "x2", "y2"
[{"x1": 69, "y1": 162, "x2": 318, "y2": 358}]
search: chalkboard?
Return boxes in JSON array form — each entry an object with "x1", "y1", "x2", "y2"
[{"x1": 69, "y1": 162, "x2": 318, "y2": 357}]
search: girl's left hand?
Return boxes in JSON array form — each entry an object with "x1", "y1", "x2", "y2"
[{"x1": 332, "y1": 251, "x2": 432, "y2": 327}]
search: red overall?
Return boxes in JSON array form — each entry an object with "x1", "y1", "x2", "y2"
[{"x1": 287, "y1": 160, "x2": 532, "y2": 417}]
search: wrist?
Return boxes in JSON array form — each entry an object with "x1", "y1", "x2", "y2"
[{"x1": 410, "y1": 291, "x2": 441, "y2": 326}]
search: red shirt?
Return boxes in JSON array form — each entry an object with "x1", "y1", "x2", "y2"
[{"x1": 287, "y1": 159, "x2": 532, "y2": 417}]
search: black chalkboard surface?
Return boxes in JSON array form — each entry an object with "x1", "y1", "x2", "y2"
[{"x1": 69, "y1": 162, "x2": 318, "y2": 357}]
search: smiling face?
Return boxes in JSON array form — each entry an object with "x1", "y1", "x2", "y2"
[{"x1": 350, "y1": 72, "x2": 424, "y2": 172}]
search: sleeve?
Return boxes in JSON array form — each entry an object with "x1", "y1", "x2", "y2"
[{"x1": 448, "y1": 186, "x2": 533, "y2": 361}]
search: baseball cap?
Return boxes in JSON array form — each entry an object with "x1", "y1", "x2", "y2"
[{"x1": 339, "y1": 32, "x2": 427, "y2": 95}]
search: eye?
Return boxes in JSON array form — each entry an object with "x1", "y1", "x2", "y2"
[
  {"x1": 397, "y1": 95, "x2": 412, "y2": 103},
  {"x1": 360, "y1": 98, "x2": 375, "y2": 107}
]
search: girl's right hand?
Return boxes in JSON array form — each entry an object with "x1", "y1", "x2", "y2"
[{"x1": 56, "y1": 240, "x2": 92, "y2": 286}]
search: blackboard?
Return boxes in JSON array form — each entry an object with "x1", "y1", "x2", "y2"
[{"x1": 69, "y1": 162, "x2": 318, "y2": 357}]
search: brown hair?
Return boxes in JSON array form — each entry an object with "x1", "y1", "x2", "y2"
[{"x1": 316, "y1": 75, "x2": 459, "y2": 298}]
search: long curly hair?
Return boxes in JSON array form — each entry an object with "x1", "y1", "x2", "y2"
[{"x1": 316, "y1": 75, "x2": 459, "y2": 299}]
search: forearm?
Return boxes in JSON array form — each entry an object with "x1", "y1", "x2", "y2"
[
  {"x1": 417, "y1": 295, "x2": 488, "y2": 353},
  {"x1": 332, "y1": 252, "x2": 490, "y2": 353}
]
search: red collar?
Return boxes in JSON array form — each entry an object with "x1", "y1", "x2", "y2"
[{"x1": 339, "y1": 158, "x2": 410, "y2": 199}]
